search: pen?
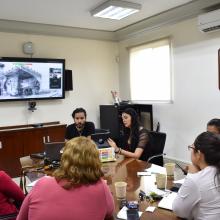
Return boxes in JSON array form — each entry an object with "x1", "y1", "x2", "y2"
[{"x1": 137, "y1": 172, "x2": 152, "y2": 176}]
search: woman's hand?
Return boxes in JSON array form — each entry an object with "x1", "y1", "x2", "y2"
[{"x1": 107, "y1": 138, "x2": 118, "y2": 149}]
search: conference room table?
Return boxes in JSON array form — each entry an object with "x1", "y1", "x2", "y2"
[
  {"x1": 21, "y1": 155, "x2": 183, "y2": 220},
  {"x1": 101, "y1": 155, "x2": 183, "y2": 220}
]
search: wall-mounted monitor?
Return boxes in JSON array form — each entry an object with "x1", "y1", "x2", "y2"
[{"x1": 0, "y1": 57, "x2": 65, "y2": 101}]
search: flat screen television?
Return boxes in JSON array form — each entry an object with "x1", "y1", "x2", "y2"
[{"x1": 0, "y1": 57, "x2": 65, "y2": 101}]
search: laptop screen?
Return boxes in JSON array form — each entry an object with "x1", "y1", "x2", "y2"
[
  {"x1": 91, "y1": 132, "x2": 110, "y2": 149},
  {"x1": 44, "y1": 142, "x2": 65, "y2": 161}
]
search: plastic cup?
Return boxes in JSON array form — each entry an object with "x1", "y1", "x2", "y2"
[
  {"x1": 164, "y1": 163, "x2": 175, "y2": 176},
  {"x1": 156, "y1": 174, "x2": 166, "y2": 189},
  {"x1": 115, "y1": 181, "x2": 127, "y2": 199}
]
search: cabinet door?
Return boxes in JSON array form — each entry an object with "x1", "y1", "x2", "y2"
[
  {"x1": 100, "y1": 105, "x2": 120, "y2": 139},
  {"x1": 46, "y1": 125, "x2": 66, "y2": 142},
  {"x1": 0, "y1": 132, "x2": 24, "y2": 177},
  {"x1": 23, "y1": 128, "x2": 46, "y2": 156}
]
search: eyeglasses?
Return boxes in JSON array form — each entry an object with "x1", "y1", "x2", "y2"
[{"x1": 187, "y1": 145, "x2": 197, "y2": 151}]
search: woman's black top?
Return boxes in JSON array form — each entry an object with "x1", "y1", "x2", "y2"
[{"x1": 122, "y1": 128, "x2": 150, "y2": 162}]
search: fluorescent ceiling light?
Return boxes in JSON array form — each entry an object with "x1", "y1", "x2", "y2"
[{"x1": 91, "y1": 0, "x2": 141, "y2": 20}]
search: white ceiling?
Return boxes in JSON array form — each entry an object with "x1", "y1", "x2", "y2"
[{"x1": 0, "y1": 0, "x2": 194, "y2": 31}]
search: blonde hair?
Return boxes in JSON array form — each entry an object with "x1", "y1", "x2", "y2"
[{"x1": 53, "y1": 137, "x2": 103, "y2": 189}]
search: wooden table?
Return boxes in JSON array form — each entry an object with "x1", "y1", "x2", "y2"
[
  {"x1": 21, "y1": 155, "x2": 183, "y2": 220},
  {"x1": 102, "y1": 156, "x2": 182, "y2": 220}
]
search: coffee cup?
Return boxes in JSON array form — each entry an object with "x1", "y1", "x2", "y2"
[
  {"x1": 156, "y1": 174, "x2": 166, "y2": 189},
  {"x1": 164, "y1": 163, "x2": 175, "y2": 176},
  {"x1": 115, "y1": 181, "x2": 127, "y2": 199}
]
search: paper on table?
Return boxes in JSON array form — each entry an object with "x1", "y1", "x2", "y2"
[
  {"x1": 173, "y1": 178, "x2": 185, "y2": 184},
  {"x1": 137, "y1": 171, "x2": 151, "y2": 176},
  {"x1": 158, "y1": 192, "x2": 177, "y2": 210},
  {"x1": 117, "y1": 206, "x2": 142, "y2": 220},
  {"x1": 27, "y1": 179, "x2": 39, "y2": 187},
  {"x1": 146, "y1": 206, "x2": 156, "y2": 212},
  {"x1": 27, "y1": 176, "x2": 49, "y2": 187},
  {"x1": 145, "y1": 164, "x2": 167, "y2": 175}
]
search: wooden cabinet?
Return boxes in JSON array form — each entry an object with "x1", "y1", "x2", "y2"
[
  {"x1": 100, "y1": 104, "x2": 153, "y2": 140},
  {"x1": 0, "y1": 123, "x2": 66, "y2": 177},
  {"x1": 23, "y1": 129, "x2": 46, "y2": 156},
  {"x1": 0, "y1": 131, "x2": 24, "y2": 177},
  {"x1": 46, "y1": 126, "x2": 67, "y2": 142}
]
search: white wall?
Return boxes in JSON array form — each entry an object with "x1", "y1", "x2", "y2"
[
  {"x1": 0, "y1": 32, "x2": 119, "y2": 127},
  {"x1": 118, "y1": 18, "x2": 220, "y2": 162}
]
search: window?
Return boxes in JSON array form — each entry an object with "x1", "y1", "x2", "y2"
[{"x1": 129, "y1": 38, "x2": 172, "y2": 103}]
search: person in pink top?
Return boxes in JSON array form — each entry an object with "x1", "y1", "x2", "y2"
[
  {"x1": 0, "y1": 171, "x2": 25, "y2": 218},
  {"x1": 17, "y1": 136, "x2": 115, "y2": 220}
]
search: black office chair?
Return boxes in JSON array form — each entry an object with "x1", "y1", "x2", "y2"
[{"x1": 147, "y1": 131, "x2": 166, "y2": 166}]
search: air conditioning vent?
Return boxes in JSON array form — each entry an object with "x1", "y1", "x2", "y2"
[
  {"x1": 198, "y1": 9, "x2": 220, "y2": 33},
  {"x1": 202, "y1": 25, "x2": 220, "y2": 32}
]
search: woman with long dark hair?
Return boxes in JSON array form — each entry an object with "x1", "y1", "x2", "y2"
[
  {"x1": 107, "y1": 108, "x2": 150, "y2": 161},
  {"x1": 173, "y1": 132, "x2": 220, "y2": 219}
]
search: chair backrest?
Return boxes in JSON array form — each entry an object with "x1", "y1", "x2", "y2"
[
  {"x1": 19, "y1": 155, "x2": 44, "y2": 194},
  {"x1": 148, "y1": 131, "x2": 166, "y2": 166}
]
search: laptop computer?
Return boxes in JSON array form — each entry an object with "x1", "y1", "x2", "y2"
[
  {"x1": 91, "y1": 132, "x2": 110, "y2": 149},
  {"x1": 91, "y1": 132, "x2": 116, "y2": 162},
  {"x1": 44, "y1": 142, "x2": 65, "y2": 162}
]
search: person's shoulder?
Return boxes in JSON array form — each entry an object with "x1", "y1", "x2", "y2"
[
  {"x1": 0, "y1": 170, "x2": 9, "y2": 179},
  {"x1": 139, "y1": 127, "x2": 149, "y2": 134},
  {"x1": 85, "y1": 121, "x2": 95, "y2": 127},
  {"x1": 67, "y1": 123, "x2": 75, "y2": 129},
  {"x1": 98, "y1": 179, "x2": 110, "y2": 192},
  {"x1": 35, "y1": 176, "x2": 55, "y2": 187},
  {"x1": 185, "y1": 170, "x2": 205, "y2": 187},
  {"x1": 0, "y1": 170, "x2": 6, "y2": 176},
  {"x1": 191, "y1": 166, "x2": 216, "y2": 181}
]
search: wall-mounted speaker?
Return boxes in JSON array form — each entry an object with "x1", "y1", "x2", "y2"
[{"x1": 65, "y1": 69, "x2": 73, "y2": 91}]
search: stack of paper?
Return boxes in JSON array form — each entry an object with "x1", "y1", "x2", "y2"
[{"x1": 145, "y1": 164, "x2": 167, "y2": 174}]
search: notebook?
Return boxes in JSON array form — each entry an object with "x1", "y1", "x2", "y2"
[
  {"x1": 98, "y1": 147, "x2": 116, "y2": 162},
  {"x1": 158, "y1": 192, "x2": 177, "y2": 210},
  {"x1": 44, "y1": 142, "x2": 65, "y2": 162}
]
